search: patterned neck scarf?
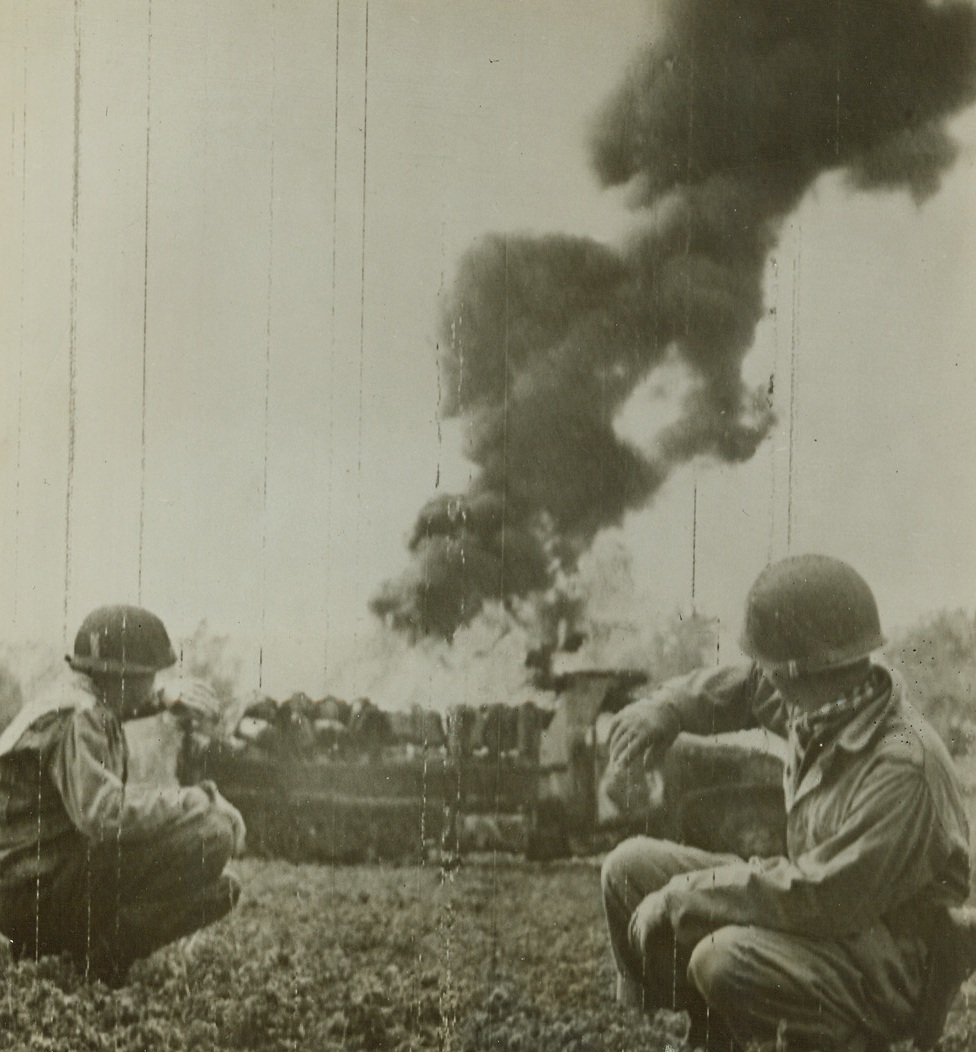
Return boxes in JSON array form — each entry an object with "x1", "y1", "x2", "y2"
[{"x1": 790, "y1": 666, "x2": 889, "y2": 752}]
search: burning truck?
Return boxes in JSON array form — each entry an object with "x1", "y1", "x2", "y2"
[{"x1": 170, "y1": 647, "x2": 786, "y2": 865}]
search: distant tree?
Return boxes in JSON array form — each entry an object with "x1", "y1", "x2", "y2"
[
  {"x1": 640, "y1": 611, "x2": 718, "y2": 684},
  {"x1": 0, "y1": 662, "x2": 24, "y2": 733},
  {"x1": 177, "y1": 621, "x2": 244, "y2": 705},
  {"x1": 885, "y1": 610, "x2": 976, "y2": 757}
]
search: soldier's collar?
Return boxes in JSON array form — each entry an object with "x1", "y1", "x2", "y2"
[
  {"x1": 790, "y1": 665, "x2": 893, "y2": 753},
  {"x1": 834, "y1": 666, "x2": 896, "y2": 753}
]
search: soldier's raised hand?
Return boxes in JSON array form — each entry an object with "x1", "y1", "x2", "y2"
[
  {"x1": 606, "y1": 695, "x2": 681, "y2": 769},
  {"x1": 158, "y1": 676, "x2": 222, "y2": 730}
]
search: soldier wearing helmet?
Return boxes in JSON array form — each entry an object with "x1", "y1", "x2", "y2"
[
  {"x1": 0, "y1": 605, "x2": 246, "y2": 987},
  {"x1": 602, "y1": 555, "x2": 973, "y2": 1052}
]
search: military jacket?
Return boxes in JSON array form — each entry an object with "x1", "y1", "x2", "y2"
[
  {"x1": 646, "y1": 663, "x2": 971, "y2": 944},
  {"x1": 0, "y1": 670, "x2": 211, "y2": 887}
]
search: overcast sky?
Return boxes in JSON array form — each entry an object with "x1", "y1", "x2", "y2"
[{"x1": 1, "y1": 1, "x2": 975, "y2": 698}]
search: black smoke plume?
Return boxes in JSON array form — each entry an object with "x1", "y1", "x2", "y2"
[{"x1": 373, "y1": 0, "x2": 976, "y2": 640}]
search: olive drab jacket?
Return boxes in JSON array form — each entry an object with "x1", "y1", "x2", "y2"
[
  {"x1": 0, "y1": 670, "x2": 215, "y2": 888},
  {"x1": 646, "y1": 662, "x2": 970, "y2": 943}
]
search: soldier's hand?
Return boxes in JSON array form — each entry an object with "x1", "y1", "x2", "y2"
[
  {"x1": 196, "y1": 779, "x2": 246, "y2": 857},
  {"x1": 201, "y1": 782, "x2": 246, "y2": 857},
  {"x1": 222, "y1": 802, "x2": 247, "y2": 858},
  {"x1": 607, "y1": 696, "x2": 681, "y2": 769},
  {"x1": 159, "y1": 676, "x2": 222, "y2": 730},
  {"x1": 628, "y1": 889, "x2": 671, "y2": 958}
]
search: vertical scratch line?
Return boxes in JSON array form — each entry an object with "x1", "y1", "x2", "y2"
[
  {"x1": 353, "y1": 1, "x2": 369, "y2": 648},
  {"x1": 356, "y1": 4, "x2": 369, "y2": 481},
  {"x1": 325, "y1": 0, "x2": 342, "y2": 912},
  {"x1": 768, "y1": 257, "x2": 779, "y2": 562},
  {"x1": 834, "y1": 63, "x2": 842, "y2": 159},
  {"x1": 324, "y1": 0, "x2": 341, "y2": 681},
  {"x1": 134, "y1": 0, "x2": 154, "y2": 980},
  {"x1": 498, "y1": 237, "x2": 509, "y2": 611},
  {"x1": 684, "y1": 48, "x2": 696, "y2": 609},
  {"x1": 259, "y1": 0, "x2": 277, "y2": 691},
  {"x1": 691, "y1": 473, "x2": 698, "y2": 609},
  {"x1": 487, "y1": 234, "x2": 512, "y2": 977},
  {"x1": 64, "y1": 0, "x2": 83, "y2": 648},
  {"x1": 787, "y1": 243, "x2": 800, "y2": 551},
  {"x1": 24, "y1": 9, "x2": 36, "y2": 972},
  {"x1": 138, "y1": 0, "x2": 154, "y2": 602},
  {"x1": 67, "y1": 0, "x2": 86, "y2": 977},
  {"x1": 834, "y1": 0, "x2": 842, "y2": 159},
  {"x1": 14, "y1": 29, "x2": 28, "y2": 620}
]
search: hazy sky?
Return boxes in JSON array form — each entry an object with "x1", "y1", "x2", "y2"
[{"x1": 1, "y1": 1, "x2": 975, "y2": 697}]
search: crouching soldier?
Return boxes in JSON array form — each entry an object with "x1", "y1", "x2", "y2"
[
  {"x1": 602, "y1": 555, "x2": 976, "y2": 1052},
  {"x1": 0, "y1": 605, "x2": 246, "y2": 986}
]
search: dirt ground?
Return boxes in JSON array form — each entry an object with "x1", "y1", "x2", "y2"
[{"x1": 1, "y1": 855, "x2": 975, "y2": 1052}]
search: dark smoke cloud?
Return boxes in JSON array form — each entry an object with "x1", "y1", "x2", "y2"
[{"x1": 373, "y1": 0, "x2": 976, "y2": 640}]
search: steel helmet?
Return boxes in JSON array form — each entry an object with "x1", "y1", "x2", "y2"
[
  {"x1": 67, "y1": 605, "x2": 177, "y2": 676},
  {"x1": 739, "y1": 554, "x2": 885, "y2": 676}
]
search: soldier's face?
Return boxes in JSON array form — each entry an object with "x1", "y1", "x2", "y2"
[
  {"x1": 766, "y1": 665, "x2": 861, "y2": 715},
  {"x1": 99, "y1": 673, "x2": 158, "y2": 720},
  {"x1": 766, "y1": 668, "x2": 808, "y2": 711}
]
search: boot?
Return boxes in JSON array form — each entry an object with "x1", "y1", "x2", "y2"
[
  {"x1": 686, "y1": 1004, "x2": 737, "y2": 1052},
  {"x1": 913, "y1": 905, "x2": 976, "y2": 1050},
  {"x1": 117, "y1": 872, "x2": 242, "y2": 966}
]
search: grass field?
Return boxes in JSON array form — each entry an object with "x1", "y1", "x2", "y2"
[
  {"x1": 2, "y1": 854, "x2": 976, "y2": 1052},
  {"x1": 0, "y1": 855, "x2": 685, "y2": 1052}
]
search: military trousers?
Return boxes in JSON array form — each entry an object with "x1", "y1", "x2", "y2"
[
  {"x1": 0, "y1": 805, "x2": 240, "y2": 985},
  {"x1": 601, "y1": 836, "x2": 926, "y2": 1052}
]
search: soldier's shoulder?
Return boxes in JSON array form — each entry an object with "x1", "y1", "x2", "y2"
[
  {"x1": 876, "y1": 681, "x2": 952, "y2": 772},
  {"x1": 875, "y1": 715, "x2": 927, "y2": 767},
  {"x1": 48, "y1": 674, "x2": 102, "y2": 723},
  {"x1": 0, "y1": 671, "x2": 99, "y2": 755}
]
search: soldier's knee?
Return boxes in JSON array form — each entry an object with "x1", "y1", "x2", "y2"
[
  {"x1": 687, "y1": 926, "x2": 746, "y2": 1007},
  {"x1": 600, "y1": 842, "x2": 627, "y2": 899},
  {"x1": 601, "y1": 836, "x2": 673, "y2": 901}
]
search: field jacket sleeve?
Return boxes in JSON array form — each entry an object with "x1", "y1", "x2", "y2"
[
  {"x1": 652, "y1": 662, "x2": 781, "y2": 737},
  {"x1": 49, "y1": 706, "x2": 212, "y2": 844},
  {"x1": 662, "y1": 758, "x2": 948, "y2": 943}
]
